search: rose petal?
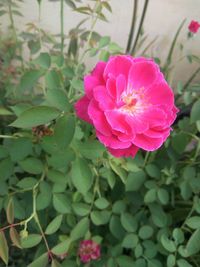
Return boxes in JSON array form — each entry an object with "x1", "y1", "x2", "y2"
[
  {"x1": 93, "y1": 85, "x2": 115, "y2": 110},
  {"x1": 74, "y1": 96, "x2": 92, "y2": 123},
  {"x1": 104, "y1": 55, "x2": 133, "y2": 80},
  {"x1": 128, "y1": 61, "x2": 161, "y2": 90},
  {"x1": 96, "y1": 131, "x2": 131, "y2": 149},
  {"x1": 88, "y1": 99, "x2": 111, "y2": 136},
  {"x1": 108, "y1": 145, "x2": 139, "y2": 158},
  {"x1": 145, "y1": 82, "x2": 174, "y2": 108},
  {"x1": 133, "y1": 134, "x2": 164, "y2": 151}
]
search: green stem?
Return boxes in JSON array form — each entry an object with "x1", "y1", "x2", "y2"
[
  {"x1": 68, "y1": 1, "x2": 99, "y2": 98},
  {"x1": 38, "y1": 1, "x2": 42, "y2": 49},
  {"x1": 60, "y1": 0, "x2": 64, "y2": 55},
  {"x1": 131, "y1": 0, "x2": 149, "y2": 55},
  {"x1": 163, "y1": 19, "x2": 186, "y2": 75},
  {"x1": 34, "y1": 214, "x2": 53, "y2": 259},
  {"x1": 183, "y1": 66, "x2": 200, "y2": 90},
  {"x1": 8, "y1": 0, "x2": 17, "y2": 40},
  {"x1": 126, "y1": 0, "x2": 138, "y2": 53},
  {"x1": 143, "y1": 151, "x2": 150, "y2": 167},
  {"x1": 0, "y1": 135, "x2": 17, "y2": 139}
]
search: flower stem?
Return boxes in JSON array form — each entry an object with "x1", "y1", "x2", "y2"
[
  {"x1": 60, "y1": 0, "x2": 64, "y2": 55},
  {"x1": 131, "y1": 0, "x2": 149, "y2": 55},
  {"x1": 126, "y1": 0, "x2": 138, "y2": 53}
]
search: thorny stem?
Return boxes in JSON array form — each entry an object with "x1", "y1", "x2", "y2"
[{"x1": 60, "y1": 0, "x2": 64, "y2": 55}]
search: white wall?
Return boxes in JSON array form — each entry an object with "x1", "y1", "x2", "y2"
[{"x1": 2, "y1": 0, "x2": 200, "y2": 85}]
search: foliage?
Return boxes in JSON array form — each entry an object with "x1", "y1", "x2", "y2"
[{"x1": 0, "y1": 0, "x2": 200, "y2": 267}]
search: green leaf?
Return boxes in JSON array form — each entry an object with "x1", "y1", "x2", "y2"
[
  {"x1": 191, "y1": 99, "x2": 200, "y2": 122},
  {"x1": 10, "y1": 106, "x2": 60, "y2": 128},
  {"x1": 78, "y1": 140, "x2": 105, "y2": 160},
  {"x1": 94, "y1": 197, "x2": 109, "y2": 209},
  {"x1": 186, "y1": 216, "x2": 200, "y2": 229},
  {"x1": 27, "y1": 253, "x2": 48, "y2": 267},
  {"x1": 45, "y1": 70, "x2": 61, "y2": 89},
  {"x1": 9, "y1": 227, "x2": 21, "y2": 249},
  {"x1": 157, "y1": 188, "x2": 169, "y2": 205},
  {"x1": 19, "y1": 157, "x2": 43, "y2": 174},
  {"x1": 51, "y1": 238, "x2": 71, "y2": 255},
  {"x1": 149, "y1": 204, "x2": 167, "y2": 227},
  {"x1": 9, "y1": 137, "x2": 32, "y2": 162},
  {"x1": 99, "y1": 50, "x2": 110, "y2": 61},
  {"x1": 173, "y1": 228, "x2": 184, "y2": 245},
  {"x1": 177, "y1": 259, "x2": 192, "y2": 267},
  {"x1": 138, "y1": 225, "x2": 154, "y2": 240},
  {"x1": 46, "y1": 89, "x2": 70, "y2": 112},
  {"x1": 37, "y1": 184, "x2": 50, "y2": 209},
  {"x1": 0, "y1": 158, "x2": 14, "y2": 182},
  {"x1": 110, "y1": 215, "x2": 125, "y2": 240},
  {"x1": 6, "y1": 198, "x2": 14, "y2": 224},
  {"x1": 54, "y1": 114, "x2": 75, "y2": 149},
  {"x1": 70, "y1": 79, "x2": 83, "y2": 91},
  {"x1": 17, "y1": 177, "x2": 37, "y2": 189},
  {"x1": 120, "y1": 212, "x2": 138, "y2": 232},
  {"x1": 64, "y1": 0, "x2": 76, "y2": 9},
  {"x1": 186, "y1": 228, "x2": 200, "y2": 256},
  {"x1": 72, "y1": 203, "x2": 90, "y2": 216},
  {"x1": 144, "y1": 188, "x2": 157, "y2": 203},
  {"x1": 70, "y1": 217, "x2": 89, "y2": 241},
  {"x1": 53, "y1": 193, "x2": 71, "y2": 214},
  {"x1": 98, "y1": 36, "x2": 110, "y2": 48},
  {"x1": 0, "y1": 231, "x2": 9, "y2": 265},
  {"x1": 116, "y1": 256, "x2": 134, "y2": 267},
  {"x1": 21, "y1": 234, "x2": 42, "y2": 248},
  {"x1": 122, "y1": 234, "x2": 138, "y2": 248},
  {"x1": 0, "y1": 106, "x2": 13, "y2": 116},
  {"x1": 45, "y1": 215, "x2": 63, "y2": 235},
  {"x1": 125, "y1": 170, "x2": 146, "y2": 191},
  {"x1": 33, "y1": 52, "x2": 51, "y2": 69},
  {"x1": 161, "y1": 234, "x2": 176, "y2": 253},
  {"x1": 51, "y1": 259, "x2": 62, "y2": 267},
  {"x1": 71, "y1": 158, "x2": 93, "y2": 195},
  {"x1": 167, "y1": 254, "x2": 176, "y2": 267},
  {"x1": 145, "y1": 164, "x2": 160, "y2": 178},
  {"x1": 91, "y1": 210, "x2": 111, "y2": 225},
  {"x1": 47, "y1": 170, "x2": 67, "y2": 184},
  {"x1": 18, "y1": 70, "x2": 43, "y2": 94}
]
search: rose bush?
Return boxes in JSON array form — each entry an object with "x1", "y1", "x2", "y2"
[{"x1": 0, "y1": 1, "x2": 200, "y2": 267}]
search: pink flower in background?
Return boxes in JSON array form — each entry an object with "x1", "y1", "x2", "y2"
[
  {"x1": 78, "y1": 240, "x2": 100, "y2": 263},
  {"x1": 188, "y1": 20, "x2": 200, "y2": 33},
  {"x1": 75, "y1": 55, "x2": 178, "y2": 158}
]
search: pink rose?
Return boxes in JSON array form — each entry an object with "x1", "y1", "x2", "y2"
[
  {"x1": 78, "y1": 240, "x2": 100, "y2": 263},
  {"x1": 188, "y1": 20, "x2": 200, "y2": 33},
  {"x1": 75, "y1": 55, "x2": 178, "y2": 158}
]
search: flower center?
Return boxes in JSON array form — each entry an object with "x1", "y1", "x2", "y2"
[{"x1": 119, "y1": 87, "x2": 149, "y2": 115}]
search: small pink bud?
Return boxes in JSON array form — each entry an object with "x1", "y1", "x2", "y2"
[{"x1": 78, "y1": 240, "x2": 100, "y2": 263}]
